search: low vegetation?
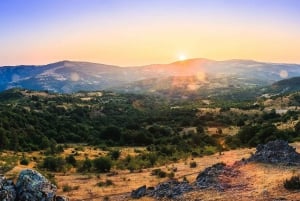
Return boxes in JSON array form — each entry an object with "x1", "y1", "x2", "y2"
[
  {"x1": 284, "y1": 175, "x2": 300, "y2": 190},
  {"x1": 1, "y1": 88, "x2": 300, "y2": 200}
]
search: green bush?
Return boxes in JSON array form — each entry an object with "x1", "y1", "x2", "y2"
[
  {"x1": 20, "y1": 157, "x2": 29, "y2": 165},
  {"x1": 93, "y1": 157, "x2": 112, "y2": 173},
  {"x1": 42, "y1": 156, "x2": 66, "y2": 172}
]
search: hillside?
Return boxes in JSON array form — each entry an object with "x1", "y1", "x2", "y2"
[
  {"x1": 268, "y1": 76, "x2": 300, "y2": 94},
  {"x1": 1, "y1": 59, "x2": 300, "y2": 96}
]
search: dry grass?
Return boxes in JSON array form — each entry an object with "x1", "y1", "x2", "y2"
[{"x1": 4, "y1": 143, "x2": 300, "y2": 201}]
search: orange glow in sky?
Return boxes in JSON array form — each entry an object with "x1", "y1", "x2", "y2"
[{"x1": 1, "y1": 1, "x2": 300, "y2": 66}]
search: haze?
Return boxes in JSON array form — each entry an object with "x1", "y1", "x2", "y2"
[{"x1": 1, "y1": 0, "x2": 300, "y2": 66}]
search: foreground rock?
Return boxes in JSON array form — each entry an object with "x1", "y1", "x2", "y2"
[
  {"x1": 0, "y1": 169, "x2": 68, "y2": 201},
  {"x1": 16, "y1": 169, "x2": 57, "y2": 201},
  {"x1": 131, "y1": 185, "x2": 147, "y2": 199},
  {"x1": 195, "y1": 162, "x2": 239, "y2": 191},
  {"x1": 248, "y1": 140, "x2": 300, "y2": 165},
  {"x1": 0, "y1": 175, "x2": 16, "y2": 201}
]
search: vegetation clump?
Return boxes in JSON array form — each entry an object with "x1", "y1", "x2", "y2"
[{"x1": 284, "y1": 175, "x2": 300, "y2": 190}]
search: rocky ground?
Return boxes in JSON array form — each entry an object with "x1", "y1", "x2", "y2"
[
  {"x1": 2, "y1": 140, "x2": 300, "y2": 201},
  {"x1": 127, "y1": 140, "x2": 300, "y2": 201}
]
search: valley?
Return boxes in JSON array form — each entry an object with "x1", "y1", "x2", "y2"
[{"x1": 0, "y1": 88, "x2": 300, "y2": 200}]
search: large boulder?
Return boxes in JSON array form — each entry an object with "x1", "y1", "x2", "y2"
[
  {"x1": 16, "y1": 169, "x2": 57, "y2": 201},
  {"x1": 0, "y1": 175, "x2": 16, "y2": 201},
  {"x1": 248, "y1": 140, "x2": 300, "y2": 165}
]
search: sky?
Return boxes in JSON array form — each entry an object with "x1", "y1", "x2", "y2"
[{"x1": 1, "y1": 0, "x2": 300, "y2": 66}]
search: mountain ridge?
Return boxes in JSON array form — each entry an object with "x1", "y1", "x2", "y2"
[{"x1": 1, "y1": 58, "x2": 300, "y2": 95}]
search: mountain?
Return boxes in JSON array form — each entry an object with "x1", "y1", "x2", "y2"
[{"x1": 1, "y1": 59, "x2": 300, "y2": 95}]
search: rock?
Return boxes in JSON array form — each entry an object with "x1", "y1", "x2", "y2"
[
  {"x1": 195, "y1": 162, "x2": 239, "y2": 191},
  {"x1": 248, "y1": 140, "x2": 300, "y2": 165},
  {"x1": 131, "y1": 185, "x2": 146, "y2": 199},
  {"x1": 55, "y1": 195, "x2": 69, "y2": 201},
  {"x1": 148, "y1": 180, "x2": 193, "y2": 199},
  {"x1": 16, "y1": 169, "x2": 57, "y2": 201},
  {"x1": 0, "y1": 175, "x2": 16, "y2": 201}
]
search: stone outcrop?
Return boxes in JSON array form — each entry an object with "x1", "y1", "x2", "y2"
[
  {"x1": 248, "y1": 140, "x2": 300, "y2": 165},
  {"x1": 0, "y1": 169, "x2": 68, "y2": 201},
  {"x1": 131, "y1": 180, "x2": 193, "y2": 199},
  {"x1": 195, "y1": 162, "x2": 239, "y2": 191},
  {"x1": 148, "y1": 180, "x2": 193, "y2": 199}
]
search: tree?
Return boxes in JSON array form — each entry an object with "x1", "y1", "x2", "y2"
[
  {"x1": 0, "y1": 128, "x2": 8, "y2": 150},
  {"x1": 101, "y1": 126, "x2": 121, "y2": 141}
]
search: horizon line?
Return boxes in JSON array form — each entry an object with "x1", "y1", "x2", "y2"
[{"x1": 1, "y1": 57, "x2": 300, "y2": 67}]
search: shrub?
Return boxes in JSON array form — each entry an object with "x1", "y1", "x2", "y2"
[
  {"x1": 42, "y1": 156, "x2": 66, "y2": 172},
  {"x1": 78, "y1": 158, "x2": 92, "y2": 172},
  {"x1": 20, "y1": 157, "x2": 29, "y2": 165},
  {"x1": 168, "y1": 172, "x2": 175, "y2": 179},
  {"x1": 284, "y1": 175, "x2": 300, "y2": 190},
  {"x1": 62, "y1": 184, "x2": 79, "y2": 192},
  {"x1": 62, "y1": 184, "x2": 72, "y2": 192},
  {"x1": 65, "y1": 154, "x2": 77, "y2": 167},
  {"x1": 97, "y1": 179, "x2": 114, "y2": 187},
  {"x1": 109, "y1": 150, "x2": 121, "y2": 160},
  {"x1": 93, "y1": 157, "x2": 112, "y2": 173},
  {"x1": 151, "y1": 168, "x2": 167, "y2": 178},
  {"x1": 190, "y1": 161, "x2": 197, "y2": 168}
]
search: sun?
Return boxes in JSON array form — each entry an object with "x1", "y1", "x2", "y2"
[{"x1": 178, "y1": 54, "x2": 187, "y2": 61}]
